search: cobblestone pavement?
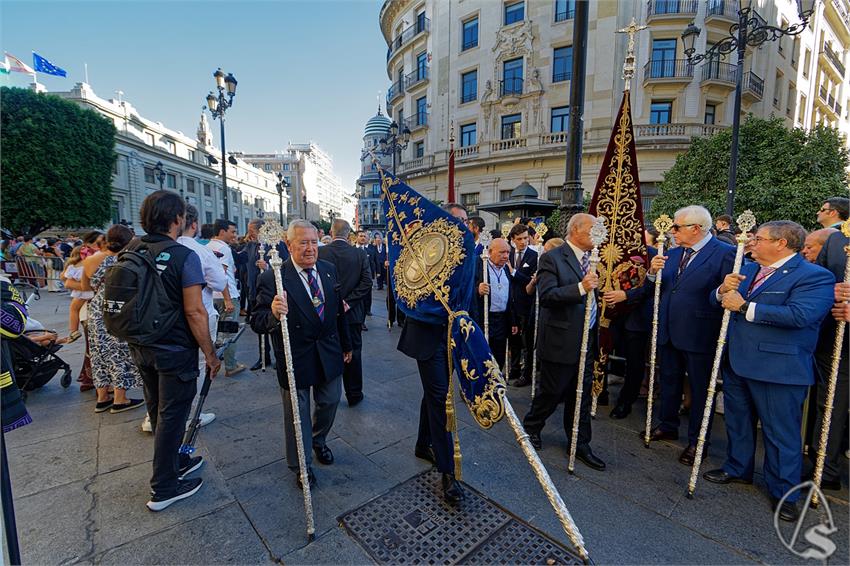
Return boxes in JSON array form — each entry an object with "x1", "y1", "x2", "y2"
[{"x1": 7, "y1": 289, "x2": 848, "y2": 564}]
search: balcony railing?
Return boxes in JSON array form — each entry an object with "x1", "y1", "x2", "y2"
[
  {"x1": 457, "y1": 145, "x2": 479, "y2": 159},
  {"x1": 705, "y1": 0, "x2": 738, "y2": 20},
  {"x1": 541, "y1": 132, "x2": 568, "y2": 145},
  {"x1": 700, "y1": 61, "x2": 736, "y2": 84},
  {"x1": 405, "y1": 66, "x2": 429, "y2": 89},
  {"x1": 647, "y1": 0, "x2": 699, "y2": 17},
  {"x1": 555, "y1": 1, "x2": 576, "y2": 21},
  {"x1": 634, "y1": 123, "x2": 726, "y2": 139},
  {"x1": 389, "y1": 16, "x2": 431, "y2": 56},
  {"x1": 386, "y1": 79, "x2": 404, "y2": 105},
  {"x1": 823, "y1": 43, "x2": 846, "y2": 77},
  {"x1": 819, "y1": 85, "x2": 842, "y2": 115},
  {"x1": 404, "y1": 112, "x2": 429, "y2": 130},
  {"x1": 491, "y1": 137, "x2": 528, "y2": 152},
  {"x1": 553, "y1": 68, "x2": 572, "y2": 82},
  {"x1": 742, "y1": 71, "x2": 764, "y2": 99},
  {"x1": 643, "y1": 59, "x2": 694, "y2": 80},
  {"x1": 461, "y1": 90, "x2": 477, "y2": 104},
  {"x1": 499, "y1": 77, "x2": 524, "y2": 97}
]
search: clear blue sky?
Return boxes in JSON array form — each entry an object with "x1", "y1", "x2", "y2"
[{"x1": 1, "y1": 0, "x2": 389, "y2": 191}]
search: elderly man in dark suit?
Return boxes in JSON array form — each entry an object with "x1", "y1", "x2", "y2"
[
  {"x1": 643, "y1": 205, "x2": 735, "y2": 466},
  {"x1": 522, "y1": 213, "x2": 606, "y2": 472},
  {"x1": 507, "y1": 223, "x2": 538, "y2": 386},
  {"x1": 319, "y1": 219, "x2": 372, "y2": 406},
  {"x1": 705, "y1": 221, "x2": 834, "y2": 521},
  {"x1": 251, "y1": 220, "x2": 352, "y2": 487},
  {"x1": 474, "y1": 238, "x2": 516, "y2": 372}
]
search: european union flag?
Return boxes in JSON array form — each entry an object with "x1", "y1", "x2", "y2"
[
  {"x1": 32, "y1": 52, "x2": 66, "y2": 77},
  {"x1": 379, "y1": 164, "x2": 506, "y2": 430}
]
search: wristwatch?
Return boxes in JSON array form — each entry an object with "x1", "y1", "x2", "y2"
[{"x1": 738, "y1": 301, "x2": 749, "y2": 315}]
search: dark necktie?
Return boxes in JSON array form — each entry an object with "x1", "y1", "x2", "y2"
[
  {"x1": 677, "y1": 248, "x2": 696, "y2": 279},
  {"x1": 305, "y1": 268, "x2": 325, "y2": 321},
  {"x1": 515, "y1": 250, "x2": 523, "y2": 267}
]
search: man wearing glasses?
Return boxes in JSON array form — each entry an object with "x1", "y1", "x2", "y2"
[
  {"x1": 641, "y1": 205, "x2": 735, "y2": 467},
  {"x1": 816, "y1": 197, "x2": 849, "y2": 230}
]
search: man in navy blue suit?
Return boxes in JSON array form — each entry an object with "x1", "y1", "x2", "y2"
[
  {"x1": 507, "y1": 224, "x2": 538, "y2": 386},
  {"x1": 643, "y1": 206, "x2": 735, "y2": 466},
  {"x1": 703, "y1": 221, "x2": 834, "y2": 522}
]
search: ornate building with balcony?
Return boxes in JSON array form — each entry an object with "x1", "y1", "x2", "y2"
[
  {"x1": 356, "y1": 108, "x2": 394, "y2": 234},
  {"x1": 378, "y1": 0, "x2": 850, "y2": 226}
]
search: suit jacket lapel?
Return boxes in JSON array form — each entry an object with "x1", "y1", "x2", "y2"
[
  {"x1": 284, "y1": 261, "x2": 320, "y2": 323},
  {"x1": 674, "y1": 237, "x2": 716, "y2": 287},
  {"x1": 561, "y1": 245, "x2": 583, "y2": 280},
  {"x1": 746, "y1": 254, "x2": 801, "y2": 300}
]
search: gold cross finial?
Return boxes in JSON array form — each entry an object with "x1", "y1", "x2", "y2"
[{"x1": 616, "y1": 17, "x2": 647, "y2": 91}]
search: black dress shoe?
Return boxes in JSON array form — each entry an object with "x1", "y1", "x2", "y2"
[
  {"x1": 678, "y1": 444, "x2": 701, "y2": 466},
  {"x1": 348, "y1": 394, "x2": 364, "y2": 407},
  {"x1": 596, "y1": 391, "x2": 609, "y2": 406},
  {"x1": 361, "y1": 324, "x2": 369, "y2": 332},
  {"x1": 575, "y1": 447, "x2": 606, "y2": 471},
  {"x1": 609, "y1": 405, "x2": 631, "y2": 419},
  {"x1": 442, "y1": 473, "x2": 464, "y2": 503},
  {"x1": 313, "y1": 445, "x2": 334, "y2": 465},
  {"x1": 642, "y1": 427, "x2": 678, "y2": 442},
  {"x1": 250, "y1": 360, "x2": 263, "y2": 371},
  {"x1": 414, "y1": 445, "x2": 436, "y2": 465},
  {"x1": 771, "y1": 497, "x2": 800, "y2": 522},
  {"x1": 295, "y1": 469, "x2": 316, "y2": 489},
  {"x1": 703, "y1": 468, "x2": 752, "y2": 485},
  {"x1": 526, "y1": 431, "x2": 542, "y2": 450}
]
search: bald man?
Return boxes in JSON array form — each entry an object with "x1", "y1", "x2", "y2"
[
  {"x1": 474, "y1": 238, "x2": 517, "y2": 371},
  {"x1": 802, "y1": 228, "x2": 837, "y2": 262},
  {"x1": 522, "y1": 213, "x2": 606, "y2": 471}
]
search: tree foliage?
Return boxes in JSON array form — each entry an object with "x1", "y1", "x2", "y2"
[
  {"x1": 1, "y1": 87, "x2": 116, "y2": 235},
  {"x1": 649, "y1": 116, "x2": 849, "y2": 229}
]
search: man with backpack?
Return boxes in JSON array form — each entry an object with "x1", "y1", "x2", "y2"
[{"x1": 109, "y1": 191, "x2": 221, "y2": 511}]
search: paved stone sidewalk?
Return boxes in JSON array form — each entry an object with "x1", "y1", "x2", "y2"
[{"x1": 6, "y1": 289, "x2": 849, "y2": 564}]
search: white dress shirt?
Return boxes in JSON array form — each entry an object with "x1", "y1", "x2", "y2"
[
  {"x1": 207, "y1": 238, "x2": 239, "y2": 300},
  {"x1": 178, "y1": 235, "x2": 227, "y2": 315}
]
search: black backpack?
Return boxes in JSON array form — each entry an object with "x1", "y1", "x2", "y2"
[{"x1": 102, "y1": 239, "x2": 181, "y2": 346}]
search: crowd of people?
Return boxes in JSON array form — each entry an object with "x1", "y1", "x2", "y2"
[{"x1": 1, "y1": 190, "x2": 847, "y2": 522}]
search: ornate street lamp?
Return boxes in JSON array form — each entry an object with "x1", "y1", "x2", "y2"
[
  {"x1": 682, "y1": 0, "x2": 816, "y2": 216},
  {"x1": 153, "y1": 161, "x2": 166, "y2": 190},
  {"x1": 377, "y1": 121, "x2": 411, "y2": 176},
  {"x1": 276, "y1": 172, "x2": 290, "y2": 224},
  {"x1": 205, "y1": 67, "x2": 238, "y2": 219}
]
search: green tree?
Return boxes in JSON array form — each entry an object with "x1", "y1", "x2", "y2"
[
  {"x1": 649, "y1": 116, "x2": 849, "y2": 229},
  {"x1": 1, "y1": 87, "x2": 116, "y2": 235}
]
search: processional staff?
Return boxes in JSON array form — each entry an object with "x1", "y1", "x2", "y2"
[
  {"x1": 481, "y1": 233, "x2": 492, "y2": 340},
  {"x1": 812, "y1": 219, "x2": 850, "y2": 507},
  {"x1": 258, "y1": 238, "x2": 268, "y2": 372},
  {"x1": 568, "y1": 217, "x2": 607, "y2": 474},
  {"x1": 643, "y1": 214, "x2": 673, "y2": 447},
  {"x1": 259, "y1": 222, "x2": 316, "y2": 542},
  {"x1": 686, "y1": 210, "x2": 757, "y2": 498},
  {"x1": 530, "y1": 222, "x2": 549, "y2": 402}
]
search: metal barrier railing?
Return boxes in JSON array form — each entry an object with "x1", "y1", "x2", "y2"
[{"x1": 2, "y1": 255, "x2": 66, "y2": 292}]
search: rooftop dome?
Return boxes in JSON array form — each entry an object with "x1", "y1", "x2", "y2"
[{"x1": 364, "y1": 108, "x2": 392, "y2": 138}]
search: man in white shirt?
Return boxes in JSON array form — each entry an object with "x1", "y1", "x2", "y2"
[{"x1": 207, "y1": 219, "x2": 246, "y2": 377}]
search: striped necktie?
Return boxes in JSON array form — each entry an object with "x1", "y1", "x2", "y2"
[
  {"x1": 747, "y1": 266, "x2": 776, "y2": 297},
  {"x1": 580, "y1": 251, "x2": 597, "y2": 328},
  {"x1": 305, "y1": 268, "x2": 325, "y2": 321},
  {"x1": 677, "y1": 247, "x2": 696, "y2": 279}
]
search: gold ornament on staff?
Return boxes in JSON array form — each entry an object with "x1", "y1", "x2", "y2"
[
  {"x1": 687, "y1": 209, "x2": 757, "y2": 498},
  {"x1": 537, "y1": 222, "x2": 549, "y2": 238},
  {"x1": 259, "y1": 221, "x2": 316, "y2": 542},
  {"x1": 643, "y1": 214, "x2": 673, "y2": 447},
  {"x1": 568, "y1": 217, "x2": 608, "y2": 474},
  {"x1": 481, "y1": 232, "x2": 492, "y2": 341},
  {"x1": 811, "y1": 219, "x2": 850, "y2": 507}
]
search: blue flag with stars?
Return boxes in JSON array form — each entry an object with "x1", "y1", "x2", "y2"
[
  {"x1": 378, "y1": 163, "x2": 505, "y2": 432},
  {"x1": 32, "y1": 53, "x2": 66, "y2": 77}
]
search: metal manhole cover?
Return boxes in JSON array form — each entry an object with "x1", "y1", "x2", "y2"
[{"x1": 338, "y1": 469, "x2": 583, "y2": 565}]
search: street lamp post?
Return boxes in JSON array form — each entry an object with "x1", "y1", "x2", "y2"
[
  {"x1": 378, "y1": 121, "x2": 412, "y2": 177},
  {"x1": 205, "y1": 68, "x2": 238, "y2": 220},
  {"x1": 682, "y1": 0, "x2": 815, "y2": 217},
  {"x1": 276, "y1": 172, "x2": 290, "y2": 224},
  {"x1": 153, "y1": 161, "x2": 166, "y2": 191}
]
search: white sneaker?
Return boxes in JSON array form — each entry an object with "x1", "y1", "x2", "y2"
[
  {"x1": 141, "y1": 414, "x2": 152, "y2": 433},
  {"x1": 185, "y1": 412, "x2": 216, "y2": 431}
]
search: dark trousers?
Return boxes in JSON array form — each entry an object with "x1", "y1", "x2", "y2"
[
  {"x1": 414, "y1": 340, "x2": 454, "y2": 474},
  {"x1": 376, "y1": 270, "x2": 385, "y2": 290},
  {"x1": 489, "y1": 311, "x2": 510, "y2": 372},
  {"x1": 130, "y1": 346, "x2": 198, "y2": 496},
  {"x1": 658, "y1": 344, "x2": 714, "y2": 445},
  {"x1": 615, "y1": 330, "x2": 649, "y2": 410},
  {"x1": 257, "y1": 332, "x2": 272, "y2": 365},
  {"x1": 364, "y1": 286, "x2": 373, "y2": 315},
  {"x1": 523, "y1": 333, "x2": 596, "y2": 449},
  {"x1": 721, "y1": 363, "x2": 807, "y2": 501},
  {"x1": 343, "y1": 323, "x2": 364, "y2": 402},
  {"x1": 814, "y1": 353, "x2": 849, "y2": 483},
  {"x1": 509, "y1": 312, "x2": 534, "y2": 380},
  {"x1": 280, "y1": 375, "x2": 341, "y2": 471},
  {"x1": 387, "y1": 287, "x2": 405, "y2": 327}
]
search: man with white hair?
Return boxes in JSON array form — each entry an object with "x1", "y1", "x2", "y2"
[{"x1": 642, "y1": 205, "x2": 736, "y2": 466}]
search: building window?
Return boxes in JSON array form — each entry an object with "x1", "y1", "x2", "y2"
[
  {"x1": 460, "y1": 192, "x2": 479, "y2": 214},
  {"x1": 416, "y1": 96, "x2": 427, "y2": 126},
  {"x1": 461, "y1": 70, "x2": 478, "y2": 103},
  {"x1": 414, "y1": 141, "x2": 425, "y2": 158},
  {"x1": 553, "y1": 46, "x2": 572, "y2": 82},
  {"x1": 398, "y1": 108, "x2": 404, "y2": 126},
  {"x1": 145, "y1": 132, "x2": 154, "y2": 145},
  {"x1": 547, "y1": 186, "x2": 562, "y2": 203},
  {"x1": 165, "y1": 140, "x2": 176, "y2": 154},
  {"x1": 416, "y1": 51, "x2": 428, "y2": 80},
  {"x1": 166, "y1": 173, "x2": 177, "y2": 189},
  {"x1": 144, "y1": 167, "x2": 155, "y2": 184},
  {"x1": 791, "y1": 37, "x2": 800, "y2": 68},
  {"x1": 500, "y1": 189, "x2": 513, "y2": 201},
  {"x1": 649, "y1": 101, "x2": 672, "y2": 124},
  {"x1": 504, "y1": 1, "x2": 524, "y2": 25},
  {"x1": 462, "y1": 17, "x2": 478, "y2": 50},
  {"x1": 502, "y1": 57, "x2": 523, "y2": 95},
  {"x1": 460, "y1": 123, "x2": 477, "y2": 147},
  {"x1": 551, "y1": 106, "x2": 569, "y2": 132},
  {"x1": 778, "y1": 19, "x2": 787, "y2": 54},
  {"x1": 203, "y1": 182, "x2": 212, "y2": 197},
  {"x1": 786, "y1": 83, "x2": 795, "y2": 117},
  {"x1": 264, "y1": 163, "x2": 272, "y2": 171},
  {"x1": 803, "y1": 48, "x2": 811, "y2": 78},
  {"x1": 187, "y1": 179, "x2": 196, "y2": 193},
  {"x1": 205, "y1": 211, "x2": 213, "y2": 224},
  {"x1": 416, "y1": 10, "x2": 427, "y2": 33},
  {"x1": 188, "y1": 149, "x2": 196, "y2": 163},
  {"x1": 704, "y1": 103, "x2": 716, "y2": 125},
  {"x1": 372, "y1": 183, "x2": 381, "y2": 197},
  {"x1": 774, "y1": 72, "x2": 782, "y2": 108},
  {"x1": 799, "y1": 94, "x2": 807, "y2": 123},
  {"x1": 649, "y1": 39, "x2": 677, "y2": 78},
  {"x1": 283, "y1": 163, "x2": 290, "y2": 171},
  {"x1": 501, "y1": 113, "x2": 522, "y2": 139},
  {"x1": 555, "y1": 0, "x2": 575, "y2": 21}
]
